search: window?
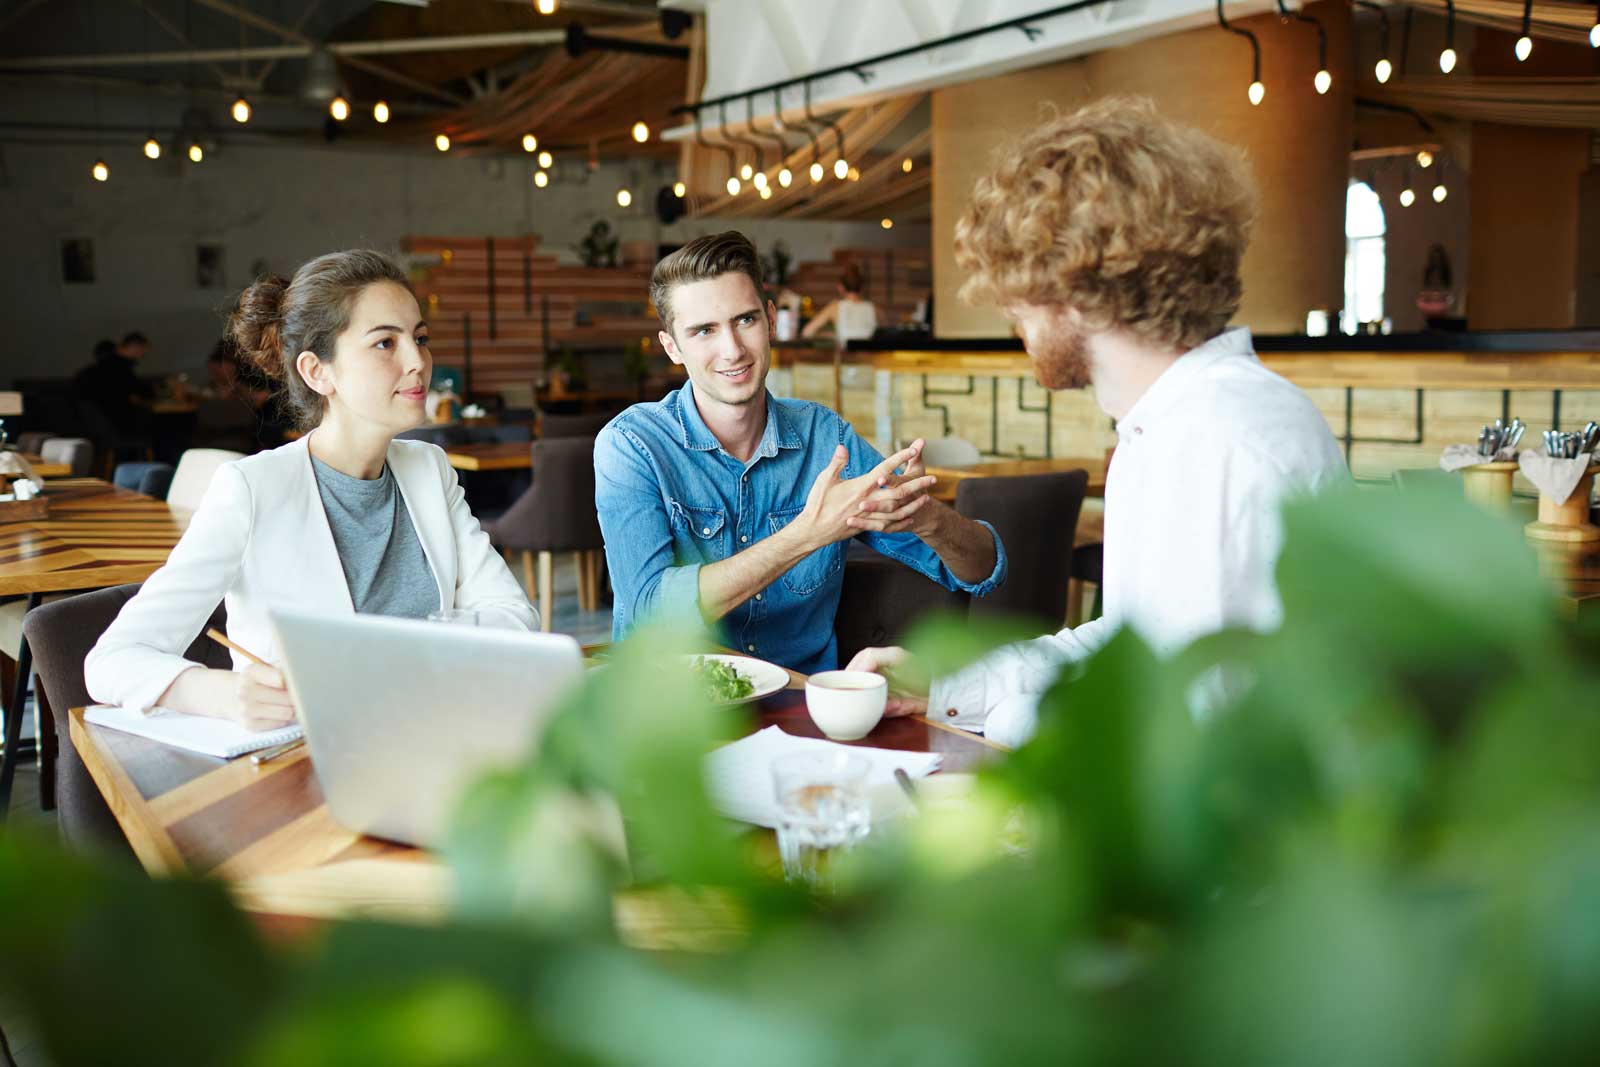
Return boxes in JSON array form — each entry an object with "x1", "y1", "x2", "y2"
[{"x1": 1343, "y1": 180, "x2": 1386, "y2": 334}]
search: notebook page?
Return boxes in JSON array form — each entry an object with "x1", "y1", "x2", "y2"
[{"x1": 84, "y1": 705, "x2": 303, "y2": 760}]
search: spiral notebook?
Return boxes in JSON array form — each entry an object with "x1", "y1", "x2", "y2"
[{"x1": 84, "y1": 705, "x2": 302, "y2": 760}]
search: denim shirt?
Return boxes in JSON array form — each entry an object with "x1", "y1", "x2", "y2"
[{"x1": 594, "y1": 382, "x2": 1007, "y2": 675}]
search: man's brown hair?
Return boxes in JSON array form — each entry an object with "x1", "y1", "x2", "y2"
[{"x1": 650, "y1": 231, "x2": 766, "y2": 335}]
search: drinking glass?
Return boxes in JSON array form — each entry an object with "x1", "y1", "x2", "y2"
[
  {"x1": 427, "y1": 608, "x2": 480, "y2": 626},
  {"x1": 771, "y1": 751, "x2": 871, "y2": 886}
]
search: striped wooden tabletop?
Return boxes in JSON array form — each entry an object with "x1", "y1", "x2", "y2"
[
  {"x1": 16, "y1": 452, "x2": 72, "y2": 478},
  {"x1": 0, "y1": 478, "x2": 189, "y2": 597},
  {"x1": 70, "y1": 677, "x2": 1002, "y2": 926}
]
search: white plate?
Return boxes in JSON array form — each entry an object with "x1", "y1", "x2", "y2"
[{"x1": 686, "y1": 653, "x2": 791, "y2": 705}]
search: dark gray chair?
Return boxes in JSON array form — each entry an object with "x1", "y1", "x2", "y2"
[
  {"x1": 397, "y1": 424, "x2": 472, "y2": 447},
  {"x1": 833, "y1": 555, "x2": 969, "y2": 671},
  {"x1": 1069, "y1": 541, "x2": 1104, "y2": 623},
  {"x1": 22, "y1": 585, "x2": 229, "y2": 855},
  {"x1": 538, "y1": 411, "x2": 616, "y2": 439},
  {"x1": 486, "y1": 438, "x2": 603, "y2": 631},
  {"x1": 113, "y1": 461, "x2": 175, "y2": 498},
  {"x1": 954, "y1": 469, "x2": 1089, "y2": 626},
  {"x1": 17, "y1": 431, "x2": 55, "y2": 454}
]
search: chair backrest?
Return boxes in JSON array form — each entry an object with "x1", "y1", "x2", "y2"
[
  {"x1": 491, "y1": 438, "x2": 602, "y2": 552},
  {"x1": 488, "y1": 425, "x2": 533, "y2": 444},
  {"x1": 396, "y1": 424, "x2": 471, "y2": 447},
  {"x1": 833, "y1": 555, "x2": 969, "y2": 670},
  {"x1": 955, "y1": 469, "x2": 1089, "y2": 625},
  {"x1": 168, "y1": 448, "x2": 245, "y2": 509},
  {"x1": 919, "y1": 436, "x2": 983, "y2": 468},
  {"x1": 23, "y1": 584, "x2": 228, "y2": 853},
  {"x1": 40, "y1": 436, "x2": 94, "y2": 475},
  {"x1": 539, "y1": 411, "x2": 615, "y2": 440},
  {"x1": 112, "y1": 461, "x2": 175, "y2": 498},
  {"x1": 17, "y1": 431, "x2": 54, "y2": 454}
]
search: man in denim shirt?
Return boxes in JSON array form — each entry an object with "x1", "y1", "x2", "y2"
[{"x1": 595, "y1": 232, "x2": 1006, "y2": 675}]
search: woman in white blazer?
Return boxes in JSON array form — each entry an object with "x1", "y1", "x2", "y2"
[{"x1": 86, "y1": 249, "x2": 535, "y2": 730}]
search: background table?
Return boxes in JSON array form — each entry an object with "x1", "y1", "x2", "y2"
[
  {"x1": 70, "y1": 666, "x2": 1001, "y2": 925},
  {"x1": 926, "y1": 457, "x2": 1106, "y2": 504},
  {"x1": 15, "y1": 452, "x2": 71, "y2": 479},
  {"x1": 443, "y1": 443, "x2": 533, "y2": 472},
  {"x1": 0, "y1": 478, "x2": 189, "y2": 814}
]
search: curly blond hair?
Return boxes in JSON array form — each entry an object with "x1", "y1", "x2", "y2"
[{"x1": 954, "y1": 97, "x2": 1257, "y2": 351}]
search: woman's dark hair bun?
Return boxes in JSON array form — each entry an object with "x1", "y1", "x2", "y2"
[{"x1": 228, "y1": 275, "x2": 291, "y2": 382}]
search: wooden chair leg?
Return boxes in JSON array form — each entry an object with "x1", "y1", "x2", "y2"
[
  {"x1": 537, "y1": 551, "x2": 554, "y2": 632},
  {"x1": 1066, "y1": 579, "x2": 1083, "y2": 629},
  {"x1": 575, "y1": 552, "x2": 593, "y2": 613},
  {"x1": 585, "y1": 551, "x2": 603, "y2": 611},
  {"x1": 521, "y1": 551, "x2": 537, "y2": 600}
]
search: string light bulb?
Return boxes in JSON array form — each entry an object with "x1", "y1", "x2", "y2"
[
  {"x1": 778, "y1": 166, "x2": 792, "y2": 188},
  {"x1": 435, "y1": 133, "x2": 450, "y2": 152},
  {"x1": 373, "y1": 100, "x2": 390, "y2": 123},
  {"x1": 329, "y1": 95, "x2": 349, "y2": 121},
  {"x1": 726, "y1": 175, "x2": 741, "y2": 196},
  {"x1": 847, "y1": 166, "x2": 860, "y2": 182},
  {"x1": 1399, "y1": 186, "x2": 1415, "y2": 207},
  {"x1": 1314, "y1": 68, "x2": 1332, "y2": 94},
  {"x1": 753, "y1": 171, "x2": 768, "y2": 191},
  {"x1": 739, "y1": 163, "x2": 753, "y2": 181},
  {"x1": 1516, "y1": 0, "x2": 1533, "y2": 60},
  {"x1": 1441, "y1": 0, "x2": 1457, "y2": 71},
  {"x1": 833, "y1": 158, "x2": 848, "y2": 180},
  {"x1": 1439, "y1": 47, "x2": 1457, "y2": 73},
  {"x1": 522, "y1": 133, "x2": 538, "y2": 153},
  {"x1": 673, "y1": 181, "x2": 686, "y2": 198},
  {"x1": 1248, "y1": 80, "x2": 1265, "y2": 106},
  {"x1": 92, "y1": 159, "x2": 109, "y2": 182},
  {"x1": 1591, "y1": 3, "x2": 1599, "y2": 47},
  {"x1": 534, "y1": 170, "x2": 549, "y2": 188},
  {"x1": 1218, "y1": 3, "x2": 1265, "y2": 108},
  {"x1": 1417, "y1": 150, "x2": 1434, "y2": 168},
  {"x1": 537, "y1": 150, "x2": 552, "y2": 168},
  {"x1": 631, "y1": 121, "x2": 649, "y2": 143},
  {"x1": 188, "y1": 142, "x2": 203, "y2": 163},
  {"x1": 1375, "y1": 58, "x2": 1392, "y2": 83},
  {"x1": 616, "y1": 188, "x2": 632, "y2": 207},
  {"x1": 880, "y1": 218, "x2": 894, "y2": 230},
  {"x1": 1432, "y1": 183, "x2": 1448, "y2": 202},
  {"x1": 810, "y1": 161, "x2": 824, "y2": 182},
  {"x1": 231, "y1": 96, "x2": 251, "y2": 123},
  {"x1": 536, "y1": 0, "x2": 557, "y2": 12},
  {"x1": 143, "y1": 137, "x2": 161, "y2": 160},
  {"x1": 901, "y1": 157, "x2": 913, "y2": 173},
  {"x1": 759, "y1": 185, "x2": 772, "y2": 200}
]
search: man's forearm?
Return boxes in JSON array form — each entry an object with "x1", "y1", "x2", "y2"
[
  {"x1": 919, "y1": 503, "x2": 998, "y2": 585},
  {"x1": 696, "y1": 523, "x2": 818, "y2": 622}
]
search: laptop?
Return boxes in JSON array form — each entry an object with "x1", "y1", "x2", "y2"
[{"x1": 270, "y1": 609, "x2": 585, "y2": 847}]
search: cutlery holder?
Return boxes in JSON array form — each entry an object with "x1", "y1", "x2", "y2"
[
  {"x1": 1525, "y1": 468, "x2": 1600, "y2": 543},
  {"x1": 1461, "y1": 461, "x2": 1518, "y2": 511}
]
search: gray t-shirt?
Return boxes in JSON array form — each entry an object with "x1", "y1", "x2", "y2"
[{"x1": 311, "y1": 455, "x2": 438, "y2": 619}]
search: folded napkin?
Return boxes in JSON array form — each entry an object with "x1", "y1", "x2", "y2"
[
  {"x1": 1440, "y1": 443, "x2": 1516, "y2": 472},
  {"x1": 704, "y1": 725, "x2": 942, "y2": 828},
  {"x1": 0, "y1": 452, "x2": 39, "y2": 482},
  {"x1": 1516, "y1": 450, "x2": 1596, "y2": 505}
]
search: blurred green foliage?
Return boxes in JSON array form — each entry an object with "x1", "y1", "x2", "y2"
[{"x1": 3, "y1": 483, "x2": 1600, "y2": 1065}]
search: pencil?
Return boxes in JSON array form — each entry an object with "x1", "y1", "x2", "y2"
[{"x1": 205, "y1": 628, "x2": 269, "y2": 668}]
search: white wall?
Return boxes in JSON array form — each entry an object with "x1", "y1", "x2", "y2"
[{"x1": 0, "y1": 137, "x2": 927, "y2": 383}]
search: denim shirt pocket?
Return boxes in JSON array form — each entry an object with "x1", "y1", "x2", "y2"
[
  {"x1": 670, "y1": 501, "x2": 729, "y2": 562},
  {"x1": 767, "y1": 506, "x2": 842, "y2": 596}
]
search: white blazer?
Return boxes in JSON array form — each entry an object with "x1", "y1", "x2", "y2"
[{"x1": 86, "y1": 434, "x2": 536, "y2": 713}]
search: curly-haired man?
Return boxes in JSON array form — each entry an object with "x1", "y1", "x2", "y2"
[{"x1": 849, "y1": 98, "x2": 1347, "y2": 747}]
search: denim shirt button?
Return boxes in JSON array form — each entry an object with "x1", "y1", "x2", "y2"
[
  {"x1": 747, "y1": 644, "x2": 756, "y2": 652},
  {"x1": 754, "y1": 593, "x2": 762, "y2": 601},
  {"x1": 740, "y1": 535, "x2": 749, "y2": 543},
  {"x1": 701, "y1": 527, "x2": 711, "y2": 535}
]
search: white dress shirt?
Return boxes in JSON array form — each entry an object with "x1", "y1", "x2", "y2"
[
  {"x1": 86, "y1": 434, "x2": 536, "y2": 714},
  {"x1": 928, "y1": 328, "x2": 1348, "y2": 747}
]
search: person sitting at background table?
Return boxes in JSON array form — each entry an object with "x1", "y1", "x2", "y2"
[
  {"x1": 86, "y1": 249, "x2": 535, "y2": 731},
  {"x1": 847, "y1": 98, "x2": 1348, "y2": 747},
  {"x1": 73, "y1": 332, "x2": 154, "y2": 437},
  {"x1": 800, "y1": 261, "x2": 878, "y2": 348},
  {"x1": 595, "y1": 231, "x2": 1005, "y2": 675}
]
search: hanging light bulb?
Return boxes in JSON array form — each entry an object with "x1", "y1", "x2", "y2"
[
  {"x1": 534, "y1": 170, "x2": 549, "y2": 188},
  {"x1": 537, "y1": 150, "x2": 553, "y2": 168},
  {"x1": 536, "y1": 0, "x2": 557, "y2": 13},
  {"x1": 373, "y1": 100, "x2": 391, "y2": 123},
  {"x1": 330, "y1": 95, "x2": 350, "y2": 121},
  {"x1": 1218, "y1": 6, "x2": 1264, "y2": 109},
  {"x1": 1441, "y1": 0, "x2": 1458, "y2": 72},
  {"x1": 631, "y1": 121, "x2": 649, "y2": 143},
  {"x1": 1439, "y1": 47, "x2": 1457, "y2": 73},
  {"x1": 1399, "y1": 187, "x2": 1415, "y2": 207},
  {"x1": 522, "y1": 133, "x2": 538, "y2": 153},
  {"x1": 833, "y1": 158, "x2": 848, "y2": 180},
  {"x1": 847, "y1": 166, "x2": 860, "y2": 182},
  {"x1": 92, "y1": 158, "x2": 109, "y2": 182},
  {"x1": 1417, "y1": 150, "x2": 1434, "y2": 168},
  {"x1": 1314, "y1": 68, "x2": 1332, "y2": 94},
  {"x1": 188, "y1": 142, "x2": 204, "y2": 163},
  {"x1": 880, "y1": 218, "x2": 894, "y2": 230},
  {"x1": 1592, "y1": 3, "x2": 1599, "y2": 48},
  {"x1": 617, "y1": 188, "x2": 632, "y2": 207},
  {"x1": 435, "y1": 133, "x2": 451, "y2": 152},
  {"x1": 739, "y1": 162, "x2": 753, "y2": 181},
  {"x1": 1248, "y1": 80, "x2": 1265, "y2": 106},
  {"x1": 231, "y1": 96, "x2": 251, "y2": 123},
  {"x1": 810, "y1": 161, "x2": 824, "y2": 182},
  {"x1": 726, "y1": 175, "x2": 741, "y2": 196},
  {"x1": 143, "y1": 137, "x2": 161, "y2": 160},
  {"x1": 1516, "y1": 0, "x2": 1533, "y2": 60},
  {"x1": 1375, "y1": 58, "x2": 1392, "y2": 83},
  {"x1": 778, "y1": 166, "x2": 792, "y2": 188},
  {"x1": 1432, "y1": 183, "x2": 1448, "y2": 202},
  {"x1": 759, "y1": 185, "x2": 772, "y2": 200},
  {"x1": 673, "y1": 181, "x2": 686, "y2": 198},
  {"x1": 753, "y1": 171, "x2": 768, "y2": 191}
]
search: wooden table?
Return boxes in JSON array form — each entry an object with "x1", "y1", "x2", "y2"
[
  {"x1": 0, "y1": 478, "x2": 190, "y2": 814},
  {"x1": 69, "y1": 669, "x2": 1001, "y2": 926},
  {"x1": 15, "y1": 452, "x2": 72, "y2": 479},
  {"x1": 927, "y1": 457, "x2": 1107, "y2": 503},
  {"x1": 443, "y1": 442, "x2": 532, "y2": 472}
]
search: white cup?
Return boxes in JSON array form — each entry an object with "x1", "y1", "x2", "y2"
[{"x1": 804, "y1": 670, "x2": 888, "y2": 741}]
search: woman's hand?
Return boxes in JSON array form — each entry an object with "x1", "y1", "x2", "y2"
[{"x1": 231, "y1": 662, "x2": 298, "y2": 731}]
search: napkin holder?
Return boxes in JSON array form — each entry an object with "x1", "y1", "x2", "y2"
[
  {"x1": 1460, "y1": 461, "x2": 1519, "y2": 510},
  {"x1": 0, "y1": 474, "x2": 49, "y2": 522},
  {"x1": 1525, "y1": 467, "x2": 1600, "y2": 544}
]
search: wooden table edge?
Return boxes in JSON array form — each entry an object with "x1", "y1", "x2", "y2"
[{"x1": 69, "y1": 706, "x2": 187, "y2": 875}]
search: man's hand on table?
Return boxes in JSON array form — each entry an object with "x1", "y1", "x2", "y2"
[{"x1": 845, "y1": 645, "x2": 930, "y2": 717}]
